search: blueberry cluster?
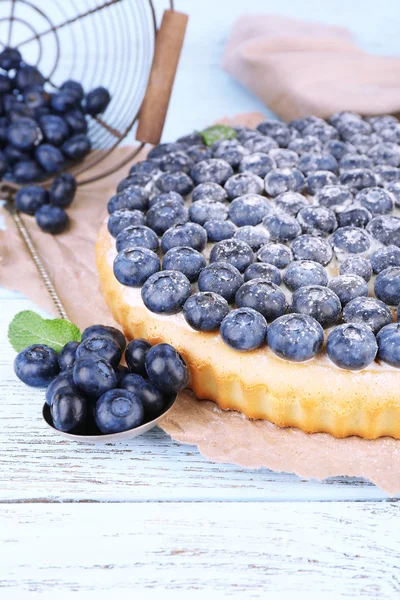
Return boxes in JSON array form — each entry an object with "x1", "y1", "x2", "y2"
[
  {"x1": 107, "y1": 113, "x2": 400, "y2": 370},
  {"x1": 0, "y1": 46, "x2": 111, "y2": 233},
  {"x1": 14, "y1": 324, "x2": 188, "y2": 435}
]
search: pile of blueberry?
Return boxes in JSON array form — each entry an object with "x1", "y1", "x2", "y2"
[
  {"x1": 107, "y1": 112, "x2": 400, "y2": 371},
  {"x1": 0, "y1": 46, "x2": 111, "y2": 233},
  {"x1": 14, "y1": 324, "x2": 188, "y2": 435}
]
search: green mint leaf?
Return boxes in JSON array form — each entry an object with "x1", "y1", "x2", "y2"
[
  {"x1": 8, "y1": 310, "x2": 81, "y2": 353},
  {"x1": 199, "y1": 124, "x2": 237, "y2": 147}
]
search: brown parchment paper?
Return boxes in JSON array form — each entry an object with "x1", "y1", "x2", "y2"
[{"x1": 1, "y1": 113, "x2": 400, "y2": 497}]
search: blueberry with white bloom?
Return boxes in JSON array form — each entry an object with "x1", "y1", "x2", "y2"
[
  {"x1": 243, "y1": 135, "x2": 278, "y2": 154},
  {"x1": 291, "y1": 235, "x2": 333, "y2": 266},
  {"x1": 210, "y1": 239, "x2": 254, "y2": 273},
  {"x1": 192, "y1": 182, "x2": 227, "y2": 203},
  {"x1": 198, "y1": 262, "x2": 243, "y2": 302},
  {"x1": 324, "y1": 139, "x2": 354, "y2": 160},
  {"x1": 290, "y1": 115, "x2": 324, "y2": 132},
  {"x1": 233, "y1": 226, "x2": 270, "y2": 251},
  {"x1": 238, "y1": 152, "x2": 276, "y2": 177},
  {"x1": 302, "y1": 122, "x2": 338, "y2": 143},
  {"x1": 141, "y1": 270, "x2": 192, "y2": 314},
  {"x1": 376, "y1": 323, "x2": 400, "y2": 367},
  {"x1": 155, "y1": 171, "x2": 194, "y2": 196},
  {"x1": 204, "y1": 219, "x2": 236, "y2": 242},
  {"x1": 343, "y1": 296, "x2": 392, "y2": 334},
  {"x1": 330, "y1": 226, "x2": 371, "y2": 254},
  {"x1": 190, "y1": 158, "x2": 233, "y2": 186},
  {"x1": 177, "y1": 132, "x2": 204, "y2": 146},
  {"x1": 273, "y1": 191, "x2": 308, "y2": 216},
  {"x1": 107, "y1": 209, "x2": 145, "y2": 238},
  {"x1": 289, "y1": 135, "x2": 322, "y2": 155},
  {"x1": 314, "y1": 185, "x2": 353, "y2": 210},
  {"x1": 262, "y1": 210, "x2": 301, "y2": 243},
  {"x1": 116, "y1": 225, "x2": 159, "y2": 253},
  {"x1": 366, "y1": 215, "x2": 400, "y2": 247},
  {"x1": 146, "y1": 198, "x2": 189, "y2": 235},
  {"x1": 347, "y1": 133, "x2": 381, "y2": 155},
  {"x1": 291, "y1": 285, "x2": 341, "y2": 328},
  {"x1": 183, "y1": 291, "x2": 229, "y2": 331},
  {"x1": 161, "y1": 222, "x2": 207, "y2": 253},
  {"x1": 339, "y1": 153, "x2": 374, "y2": 171},
  {"x1": 187, "y1": 144, "x2": 214, "y2": 163},
  {"x1": 257, "y1": 243, "x2": 293, "y2": 269},
  {"x1": 114, "y1": 247, "x2": 160, "y2": 286},
  {"x1": 108, "y1": 187, "x2": 149, "y2": 213},
  {"x1": 371, "y1": 245, "x2": 400, "y2": 274},
  {"x1": 267, "y1": 313, "x2": 324, "y2": 362},
  {"x1": 374, "y1": 165, "x2": 400, "y2": 185},
  {"x1": 148, "y1": 142, "x2": 188, "y2": 160},
  {"x1": 264, "y1": 167, "x2": 306, "y2": 196},
  {"x1": 268, "y1": 148, "x2": 299, "y2": 169},
  {"x1": 256, "y1": 119, "x2": 291, "y2": 147},
  {"x1": 384, "y1": 182, "x2": 400, "y2": 207},
  {"x1": 326, "y1": 323, "x2": 377, "y2": 370},
  {"x1": 189, "y1": 199, "x2": 228, "y2": 225},
  {"x1": 159, "y1": 150, "x2": 194, "y2": 174},
  {"x1": 129, "y1": 159, "x2": 161, "y2": 176},
  {"x1": 337, "y1": 119, "x2": 372, "y2": 141},
  {"x1": 220, "y1": 307, "x2": 267, "y2": 351},
  {"x1": 148, "y1": 191, "x2": 184, "y2": 209},
  {"x1": 229, "y1": 193, "x2": 272, "y2": 226},
  {"x1": 340, "y1": 256, "x2": 372, "y2": 282},
  {"x1": 328, "y1": 274, "x2": 368, "y2": 306},
  {"x1": 306, "y1": 170, "x2": 338, "y2": 195},
  {"x1": 368, "y1": 114, "x2": 398, "y2": 132},
  {"x1": 224, "y1": 172, "x2": 264, "y2": 200},
  {"x1": 374, "y1": 267, "x2": 400, "y2": 306},
  {"x1": 235, "y1": 279, "x2": 287, "y2": 321},
  {"x1": 368, "y1": 142, "x2": 400, "y2": 167},
  {"x1": 244, "y1": 262, "x2": 281, "y2": 285},
  {"x1": 162, "y1": 246, "x2": 206, "y2": 283},
  {"x1": 336, "y1": 205, "x2": 372, "y2": 229},
  {"x1": 212, "y1": 139, "x2": 247, "y2": 167},
  {"x1": 283, "y1": 260, "x2": 328, "y2": 291},
  {"x1": 339, "y1": 168, "x2": 378, "y2": 192},
  {"x1": 297, "y1": 206, "x2": 337, "y2": 237},
  {"x1": 117, "y1": 173, "x2": 152, "y2": 193},
  {"x1": 355, "y1": 187, "x2": 394, "y2": 216},
  {"x1": 298, "y1": 152, "x2": 337, "y2": 175}
]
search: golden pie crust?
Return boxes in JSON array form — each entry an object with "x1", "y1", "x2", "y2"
[{"x1": 96, "y1": 223, "x2": 400, "y2": 439}]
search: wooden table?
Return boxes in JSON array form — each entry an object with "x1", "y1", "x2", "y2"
[{"x1": 1, "y1": 0, "x2": 400, "y2": 596}]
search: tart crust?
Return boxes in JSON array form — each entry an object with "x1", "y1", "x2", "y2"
[{"x1": 96, "y1": 223, "x2": 400, "y2": 439}]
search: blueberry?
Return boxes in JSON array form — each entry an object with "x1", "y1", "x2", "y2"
[
  {"x1": 283, "y1": 260, "x2": 328, "y2": 291},
  {"x1": 326, "y1": 323, "x2": 377, "y2": 370},
  {"x1": 161, "y1": 222, "x2": 207, "y2": 253},
  {"x1": 85, "y1": 86, "x2": 111, "y2": 115},
  {"x1": 148, "y1": 142, "x2": 187, "y2": 160},
  {"x1": 117, "y1": 365, "x2": 130, "y2": 384},
  {"x1": 187, "y1": 145, "x2": 213, "y2": 163},
  {"x1": 4, "y1": 144, "x2": 30, "y2": 165},
  {"x1": 159, "y1": 150, "x2": 194, "y2": 174},
  {"x1": 45, "y1": 370, "x2": 75, "y2": 406},
  {"x1": 314, "y1": 185, "x2": 353, "y2": 210},
  {"x1": 306, "y1": 171, "x2": 338, "y2": 195},
  {"x1": 273, "y1": 191, "x2": 308, "y2": 216},
  {"x1": 210, "y1": 239, "x2": 254, "y2": 273},
  {"x1": 61, "y1": 134, "x2": 91, "y2": 160},
  {"x1": 108, "y1": 187, "x2": 149, "y2": 213},
  {"x1": 267, "y1": 313, "x2": 324, "y2": 362},
  {"x1": 324, "y1": 139, "x2": 353, "y2": 160},
  {"x1": 192, "y1": 182, "x2": 227, "y2": 203},
  {"x1": 39, "y1": 114, "x2": 69, "y2": 146},
  {"x1": 224, "y1": 172, "x2": 264, "y2": 200},
  {"x1": 14, "y1": 344, "x2": 59, "y2": 387},
  {"x1": 262, "y1": 211, "x2": 301, "y2": 243},
  {"x1": 145, "y1": 343, "x2": 189, "y2": 393},
  {"x1": 337, "y1": 119, "x2": 372, "y2": 141},
  {"x1": 147, "y1": 198, "x2": 189, "y2": 234},
  {"x1": 290, "y1": 115, "x2": 324, "y2": 132},
  {"x1": 204, "y1": 219, "x2": 236, "y2": 242},
  {"x1": 114, "y1": 247, "x2": 160, "y2": 287},
  {"x1": 348, "y1": 133, "x2": 381, "y2": 155},
  {"x1": 148, "y1": 191, "x2": 184, "y2": 209},
  {"x1": 15, "y1": 65, "x2": 45, "y2": 90},
  {"x1": 212, "y1": 139, "x2": 247, "y2": 167},
  {"x1": 7, "y1": 117, "x2": 42, "y2": 150},
  {"x1": 368, "y1": 115, "x2": 398, "y2": 132},
  {"x1": 297, "y1": 206, "x2": 337, "y2": 237},
  {"x1": 0, "y1": 47, "x2": 21, "y2": 70},
  {"x1": 328, "y1": 274, "x2": 368, "y2": 306},
  {"x1": 339, "y1": 153, "x2": 374, "y2": 171},
  {"x1": 73, "y1": 355, "x2": 117, "y2": 399},
  {"x1": 292, "y1": 234, "x2": 333, "y2": 266},
  {"x1": 289, "y1": 135, "x2": 323, "y2": 155},
  {"x1": 119, "y1": 373, "x2": 167, "y2": 420},
  {"x1": 298, "y1": 152, "x2": 337, "y2": 175},
  {"x1": 376, "y1": 323, "x2": 400, "y2": 367},
  {"x1": 35, "y1": 144, "x2": 64, "y2": 173},
  {"x1": 61, "y1": 80, "x2": 84, "y2": 102},
  {"x1": 178, "y1": 132, "x2": 204, "y2": 146},
  {"x1": 142, "y1": 270, "x2": 191, "y2": 314},
  {"x1": 371, "y1": 245, "x2": 400, "y2": 274},
  {"x1": 368, "y1": 142, "x2": 400, "y2": 167},
  {"x1": 355, "y1": 187, "x2": 394, "y2": 216},
  {"x1": 229, "y1": 193, "x2": 271, "y2": 226},
  {"x1": 243, "y1": 262, "x2": 281, "y2": 285},
  {"x1": 264, "y1": 167, "x2": 306, "y2": 196},
  {"x1": 330, "y1": 226, "x2": 371, "y2": 255},
  {"x1": 95, "y1": 389, "x2": 144, "y2": 433},
  {"x1": 35, "y1": 205, "x2": 68, "y2": 234},
  {"x1": 76, "y1": 335, "x2": 122, "y2": 369},
  {"x1": 343, "y1": 297, "x2": 392, "y2": 334},
  {"x1": 51, "y1": 387, "x2": 87, "y2": 433},
  {"x1": 256, "y1": 120, "x2": 291, "y2": 147},
  {"x1": 366, "y1": 215, "x2": 400, "y2": 247},
  {"x1": 117, "y1": 174, "x2": 152, "y2": 192},
  {"x1": 269, "y1": 148, "x2": 299, "y2": 169},
  {"x1": 107, "y1": 209, "x2": 145, "y2": 237},
  {"x1": 125, "y1": 339, "x2": 151, "y2": 376},
  {"x1": 302, "y1": 122, "x2": 338, "y2": 142},
  {"x1": 129, "y1": 159, "x2": 160, "y2": 177},
  {"x1": 82, "y1": 325, "x2": 126, "y2": 352},
  {"x1": 189, "y1": 199, "x2": 228, "y2": 225},
  {"x1": 58, "y1": 341, "x2": 80, "y2": 371},
  {"x1": 336, "y1": 205, "x2": 372, "y2": 228},
  {"x1": 48, "y1": 173, "x2": 76, "y2": 208},
  {"x1": 374, "y1": 165, "x2": 400, "y2": 185},
  {"x1": 50, "y1": 90, "x2": 79, "y2": 113},
  {"x1": 233, "y1": 225, "x2": 270, "y2": 251},
  {"x1": 374, "y1": 267, "x2": 400, "y2": 306},
  {"x1": 220, "y1": 307, "x2": 267, "y2": 351},
  {"x1": 198, "y1": 262, "x2": 243, "y2": 302},
  {"x1": 15, "y1": 186, "x2": 48, "y2": 215},
  {"x1": 291, "y1": 285, "x2": 341, "y2": 328},
  {"x1": 340, "y1": 256, "x2": 372, "y2": 282},
  {"x1": 14, "y1": 160, "x2": 43, "y2": 183},
  {"x1": 190, "y1": 158, "x2": 233, "y2": 186},
  {"x1": 238, "y1": 152, "x2": 275, "y2": 177},
  {"x1": 183, "y1": 291, "x2": 229, "y2": 331},
  {"x1": 64, "y1": 110, "x2": 88, "y2": 134},
  {"x1": 116, "y1": 225, "x2": 159, "y2": 253},
  {"x1": 257, "y1": 243, "x2": 293, "y2": 269},
  {"x1": 235, "y1": 279, "x2": 287, "y2": 321},
  {"x1": 339, "y1": 169, "x2": 378, "y2": 192},
  {"x1": 162, "y1": 246, "x2": 206, "y2": 282},
  {"x1": 244, "y1": 135, "x2": 278, "y2": 153}
]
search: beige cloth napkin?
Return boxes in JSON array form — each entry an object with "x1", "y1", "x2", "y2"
[{"x1": 222, "y1": 14, "x2": 400, "y2": 121}]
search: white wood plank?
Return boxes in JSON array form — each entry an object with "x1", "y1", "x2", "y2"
[
  {"x1": 0, "y1": 502, "x2": 399, "y2": 598},
  {"x1": 0, "y1": 289, "x2": 394, "y2": 502}
]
